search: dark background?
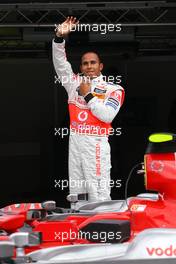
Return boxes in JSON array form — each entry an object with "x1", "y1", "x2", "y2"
[{"x1": 0, "y1": 0, "x2": 176, "y2": 207}]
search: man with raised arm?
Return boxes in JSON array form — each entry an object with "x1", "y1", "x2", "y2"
[{"x1": 53, "y1": 17, "x2": 125, "y2": 202}]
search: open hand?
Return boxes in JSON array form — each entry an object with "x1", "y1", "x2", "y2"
[{"x1": 55, "y1": 16, "x2": 79, "y2": 37}]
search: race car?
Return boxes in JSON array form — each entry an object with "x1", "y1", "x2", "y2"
[{"x1": 0, "y1": 133, "x2": 175, "y2": 256}]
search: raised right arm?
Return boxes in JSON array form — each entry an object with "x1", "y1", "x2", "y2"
[
  {"x1": 52, "y1": 38, "x2": 76, "y2": 94},
  {"x1": 52, "y1": 17, "x2": 79, "y2": 94}
]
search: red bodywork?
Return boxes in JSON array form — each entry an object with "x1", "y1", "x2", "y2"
[{"x1": 0, "y1": 151, "x2": 176, "y2": 253}]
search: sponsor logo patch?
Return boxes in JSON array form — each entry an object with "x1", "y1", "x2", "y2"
[
  {"x1": 105, "y1": 102, "x2": 118, "y2": 110},
  {"x1": 130, "y1": 204, "x2": 146, "y2": 212},
  {"x1": 110, "y1": 90, "x2": 121, "y2": 102},
  {"x1": 78, "y1": 111, "x2": 88, "y2": 122},
  {"x1": 94, "y1": 87, "x2": 106, "y2": 94},
  {"x1": 108, "y1": 97, "x2": 119, "y2": 106}
]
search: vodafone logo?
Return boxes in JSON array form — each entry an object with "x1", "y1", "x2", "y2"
[
  {"x1": 78, "y1": 111, "x2": 88, "y2": 122},
  {"x1": 146, "y1": 245, "x2": 176, "y2": 257}
]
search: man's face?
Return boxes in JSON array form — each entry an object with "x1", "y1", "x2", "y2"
[{"x1": 80, "y1": 52, "x2": 103, "y2": 79}]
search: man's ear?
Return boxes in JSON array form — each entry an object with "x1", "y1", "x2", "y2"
[{"x1": 100, "y1": 63, "x2": 103, "y2": 71}]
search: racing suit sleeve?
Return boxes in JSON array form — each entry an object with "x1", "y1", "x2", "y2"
[
  {"x1": 84, "y1": 88, "x2": 124, "y2": 123},
  {"x1": 52, "y1": 38, "x2": 78, "y2": 94}
]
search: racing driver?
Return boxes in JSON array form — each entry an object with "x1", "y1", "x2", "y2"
[{"x1": 53, "y1": 17, "x2": 125, "y2": 202}]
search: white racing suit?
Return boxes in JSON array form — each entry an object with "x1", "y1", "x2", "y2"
[{"x1": 53, "y1": 38, "x2": 125, "y2": 202}]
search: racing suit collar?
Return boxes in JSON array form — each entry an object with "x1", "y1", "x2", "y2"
[{"x1": 91, "y1": 74, "x2": 104, "y2": 84}]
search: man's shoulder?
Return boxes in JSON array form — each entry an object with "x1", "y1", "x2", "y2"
[{"x1": 105, "y1": 81, "x2": 124, "y2": 91}]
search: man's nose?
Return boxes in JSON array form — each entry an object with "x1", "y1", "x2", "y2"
[{"x1": 87, "y1": 62, "x2": 92, "y2": 68}]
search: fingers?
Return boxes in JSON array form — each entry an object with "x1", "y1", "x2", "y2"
[
  {"x1": 72, "y1": 17, "x2": 79, "y2": 25},
  {"x1": 82, "y1": 76, "x2": 91, "y2": 83},
  {"x1": 55, "y1": 16, "x2": 79, "y2": 35},
  {"x1": 66, "y1": 16, "x2": 79, "y2": 25},
  {"x1": 56, "y1": 16, "x2": 78, "y2": 27},
  {"x1": 65, "y1": 17, "x2": 70, "y2": 23}
]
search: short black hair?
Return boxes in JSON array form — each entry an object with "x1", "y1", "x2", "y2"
[{"x1": 81, "y1": 51, "x2": 102, "y2": 64}]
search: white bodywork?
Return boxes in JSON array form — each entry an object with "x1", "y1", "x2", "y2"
[{"x1": 27, "y1": 228, "x2": 176, "y2": 262}]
